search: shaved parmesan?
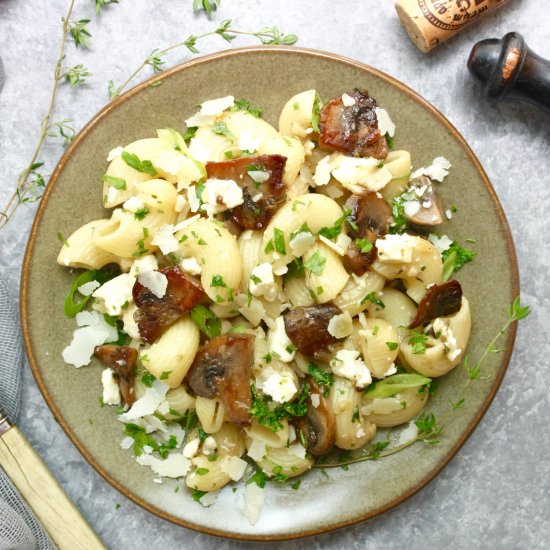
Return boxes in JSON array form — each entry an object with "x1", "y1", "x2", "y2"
[
  {"x1": 220, "y1": 456, "x2": 248, "y2": 481},
  {"x1": 138, "y1": 271, "x2": 168, "y2": 299},
  {"x1": 121, "y1": 380, "x2": 169, "y2": 421},
  {"x1": 244, "y1": 483, "x2": 265, "y2": 525},
  {"x1": 136, "y1": 453, "x2": 191, "y2": 478}
]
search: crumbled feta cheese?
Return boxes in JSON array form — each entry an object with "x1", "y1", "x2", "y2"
[
  {"x1": 156, "y1": 150, "x2": 184, "y2": 176},
  {"x1": 77, "y1": 280, "x2": 100, "y2": 296},
  {"x1": 244, "y1": 483, "x2": 265, "y2": 525},
  {"x1": 101, "y1": 368, "x2": 121, "y2": 405},
  {"x1": 247, "y1": 439, "x2": 267, "y2": 462},
  {"x1": 325, "y1": 183, "x2": 344, "y2": 199},
  {"x1": 122, "y1": 305, "x2": 140, "y2": 340},
  {"x1": 123, "y1": 196, "x2": 146, "y2": 213},
  {"x1": 120, "y1": 436, "x2": 134, "y2": 450},
  {"x1": 376, "y1": 234, "x2": 415, "y2": 263},
  {"x1": 327, "y1": 312, "x2": 353, "y2": 338},
  {"x1": 138, "y1": 271, "x2": 168, "y2": 299},
  {"x1": 367, "y1": 397, "x2": 403, "y2": 415},
  {"x1": 268, "y1": 317, "x2": 296, "y2": 363},
  {"x1": 262, "y1": 372, "x2": 297, "y2": 403},
  {"x1": 403, "y1": 200, "x2": 421, "y2": 218},
  {"x1": 200, "y1": 178, "x2": 244, "y2": 216},
  {"x1": 136, "y1": 453, "x2": 191, "y2": 478},
  {"x1": 428, "y1": 233, "x2": 453, "y2": 254},
  {"x1": 247, "y1": 170, "x2": 269, "y2": 184},
  {"x1": 272, "y1": 265, "x2": 288, "y2": 276},
  {"x1": 130, "y1": 255, "x2": 158, "y2": 278},
  {"x1": 92, "y1": 274, "x2": 134, "y2": 316},
  {"x1": 200, "y1": 95, "x2": 234, "y2": 116},
  {"x1": 336, "y1": 233, "x2": 352, "y2": 254},
  {"x1": 318, "y1": 234, "x2": 345, "y2": 256},
  {"x1": 107, "y1": 146, "x2": 124, "y2": 162},
  {"x1": 445, "y1": 209, "x2": 453, "y2": 220},
  {"x1": 175, "y1": 195, "x2": 187, "y2": 213},
  {"x1": 183, "y1": 438, "x2": 201, "y2": 458},
  {"x1": 202, "y1": 436, "x2": 217, "y2": 455},
  {"x1": 62, "y1": 311, "x2": 118, "y2": 368},
  {"x1": 199, "y1": 491, "x2": 219, "y2": 507},
  {"x1": 422, "y1": 200, "x2": 432, "y2": 209},
  {"x1": 375, "y1": 107, "x2": 396, "y2": 137},
  {"x1": 252, "y1": 193, "x2": 263, "y2": 202},
  {"x1": 151, "y1": 224, "x2": 179, "y2": 255},
  {"x1": 249, "y1": 263, "x2": 277, "y2": 302},
  {"x1": 121, "y1": 380, "x2": 169, "y2": 421},
  {"x1": 411, "y1": 157, "x2": 451, "y2": 182},
  {"x1": 313, "y1": 155, "x2": 332, "y2": 186},
  {"x1": 187, "y1": 185, "x2": 201, "y2": 213},
  {"x1": 105, "y1": 185, "x2": 119, "y2": 205},
  {"x1": 179, "y1": 257, "x2": 202, "y2": 276},
  {"x1": 341, "y1": 93, "x2": 356, "y2": 107},
  {"x1": 238, "y1": 130, "x2": 260, "y2": 153},
  {"x1": 383, "y1": 364, "x2": 397, "y2": 377},
  {"x1": 433, "y1": 317, "x2": 461, "y2": 361},
  {"x1": 311, "y1": 393, "x2": 320, "y2": 408},
  {"x1": 220, "y1": 456, "x2": 248, "y2": 481},
  {"x1": 398, "y1": 421, "x2": 419, "y2": 445},
  {"x1": 330, "y1": 349, "x2": 372, "y2": 389},
  {"x1": 188, "y1": 138, "x2": 212, "y2": 163},
  {"x1": 289, "y1": 231, "x2": 315, "y2": 257},
  {"x1": 287, "y1": 443, "x2": 307, "y2": 459}
]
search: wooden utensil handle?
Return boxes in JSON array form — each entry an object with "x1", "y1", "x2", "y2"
[
  {"x1": 0, "y1": 425, "x2": 105, "y2": 550},
  {"x1": 468, "y1": 31, "x2": 550, "y2": 113}
]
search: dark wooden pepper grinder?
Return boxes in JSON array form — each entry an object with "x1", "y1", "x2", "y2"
[{"x1": 467, "y1": 31, "x2": 550, "y2": 113}]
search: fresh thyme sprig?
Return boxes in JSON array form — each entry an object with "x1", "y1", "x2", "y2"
[
  {"x1": 193, "y1": 0, "x2": 221, "y2": 15},
  {"x1": 62, "y1": 64, "x2": 92, "y2": 87},
  {"x1": 46, "y1": 119, "x2": 76, "y2": 147},
  {"x1": 95, "y1": 0, "x2": 119, "y2": 16},
  {"x1": 108, "y1": 19, "x2": 298, "y2": 99},
  {"x1": 68, "y1": 19, "x2": 92, "y2": 48},
  {"x1": 313, "y1": 297, "x2": 530, "y2": 468},
  {"x1": 0, "y1": 0, "x2": 78, "y2": 228}
]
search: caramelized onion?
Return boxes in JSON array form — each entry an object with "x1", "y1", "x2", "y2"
[
  {"x1": 319, "y1": 90, "x2": 388, "y2": 159},
  {"x1": 133, "y1": 267, "x2": 205, "y2": 344},
  {"x1": 409, "y1": 280, "x2": 463, "y2": 329},
  {"x1": 205, "y1": 154, "x2": 287, "y2": 230}
]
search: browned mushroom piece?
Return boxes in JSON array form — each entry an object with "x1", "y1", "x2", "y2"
[
  {"x1": 283, "y1": 304, "x2": 344, "y2": 358},
  {"x1": 294, "y1": 377, "x2": 335, "y2": 455},
  {"x1": 133, "y1": 266, "x2": 205, "y2": 344},
  {"x1": 318, "y1": 90, "x2": 388, "y2": 160},
  {"x1": 205, "y1": 154, "x2": 287, "y2": 230},
  {"x1": 406, "y1": 176, "x2": 445, "y2": 226},
  {"x1": 409, "y1": 280, "x2": 463, "y2": 329},
  {"x1": 94, "y1": 345, "x2": 138, "y2": 406},
  {"x1": 187, "y1": 333, "x2": 255, "y2": 427},
  {"x1": 343, "y1": 192, "x2": 392, "y2": 275}
]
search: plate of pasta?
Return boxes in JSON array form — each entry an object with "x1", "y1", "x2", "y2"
[{"x1": 21, "y1": 47, "x2": 518, "y2": 540}]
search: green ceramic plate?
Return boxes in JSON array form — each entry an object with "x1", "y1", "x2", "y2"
[{"x1": 21, "y1": 47, "x2": 518, "y2": 540}]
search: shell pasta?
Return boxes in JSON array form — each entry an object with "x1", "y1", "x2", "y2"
[{"x1": 58, "y1": 90, "x2": 473, "y2": 524}]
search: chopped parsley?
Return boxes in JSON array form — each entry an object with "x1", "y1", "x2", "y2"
[
  {"x1": 212, "y1": 120, "x2": 234, "y2": 140},
  {"x1": 308, "y1": 363, "x2": 334, "y2": 396},
  {"x1": 102, "y1": 174, "x2": 126, "y2": 190},
  {"x1": 441, "y1": 241, "x2": 476, "y2": 281},
  {"x1": 273, "y1": 227, "x2": 286, "y2": 255},
  {"x1": 191, "y1": 304, "x2": 221, "y2": 339},
  {"x1": 360, "y1": 292, "x2": 385, "y2": 309},
  {"x1": 385, "y1": 133, "x2": 394, "y2": 148},
  {"x1": 141, "y1": 371, "x2": 156, "y2": 388},
  {"x1": 303, "y1": 251, "x2": 325, "y2": 275},
  {"x1": 210, "y1": 274, "x2": 227, "y2": 288},
  {"x1": 231, "y1": 98, "x2": 263, "y2": 118},
  {"x1": 121, "y1": 151, "x2": 157, "y2": 176},
  {"x1": 133, "y1": 207, "x2": 150, "y2": 220},
  {"x1": 386, "y1": 341, "x2": 398, "y2": 351},
  {"x1": 408, "y1": 329, "x2": 428, "y2": 354},
  {"x1": 159, "y1": 370, "x2": 171, "y2": 380},
  {"x1": 356, "y1": 238, "x2": 373, "y2": 253}
]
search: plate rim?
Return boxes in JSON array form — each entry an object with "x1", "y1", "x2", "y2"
[{"x1": 20, "y1": 45, "x2": 520, "y2": 541}]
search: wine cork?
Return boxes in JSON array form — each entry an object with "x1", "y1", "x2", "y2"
[{"x1": 395, "y1": 0, "x2": 511, "y2": 53}]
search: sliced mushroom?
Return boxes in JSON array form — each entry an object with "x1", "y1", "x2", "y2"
[
  {"x1": 205, "y1": 154, "x2": 287, "y2": 230},
  {"x1": 133, "y1": 266, "x2": 205, "y2": 344},
  {"x1": 187, "y1": 333, "x2": 255, "y2": 427},
  {"x1": 343, "y1": 192, "x2": 392, "y2": 275},
  {"x1": 409, "y1": 280, "x2": 463, "y2": 329},
  {"x1": 294, "y1": 377, "x2": 335, "y2": 455},
  {"x1": 406, "y1": 176, "x2": 444, "y2": 226},
  {"x1": 94, "y1": 345, "x2": 137, "y2": 406},
  {"x1": 283, "y1": 303, "x2": 344, "y2": 358},
  {"x1": 319, "y1": 90, "x2": 388, "y2": 160}
]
